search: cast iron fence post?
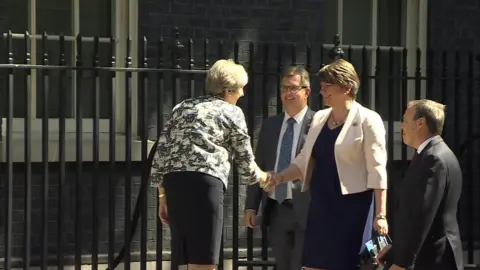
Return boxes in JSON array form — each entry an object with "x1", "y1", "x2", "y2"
[{"x1": 328, "y1": 34, "x2": 345, "y2": 61}]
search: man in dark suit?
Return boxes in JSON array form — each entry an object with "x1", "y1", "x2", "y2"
[
  {"x1": 244, "y1": 66, "x2": 314, "y2": 270},
  {"x1": 380, "y1": 99, "x2": 463, "y2": 270}
]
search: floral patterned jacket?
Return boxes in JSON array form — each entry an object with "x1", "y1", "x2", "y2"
[{"x1": 150, "y1": 95, "x2": 262, "y2": 188}]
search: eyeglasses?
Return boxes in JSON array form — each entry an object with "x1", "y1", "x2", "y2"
[{"x1": 280, "y1": 85, "x2": 308, "y2": 93}]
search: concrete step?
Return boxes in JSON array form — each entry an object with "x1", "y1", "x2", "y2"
[{"x1": 5, "y1": 249, "x2": 480, "y2": 269}]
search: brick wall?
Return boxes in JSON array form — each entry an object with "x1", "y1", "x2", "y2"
[{"x1": 139, "y1": 0, "x2": 326, "y2": 45}]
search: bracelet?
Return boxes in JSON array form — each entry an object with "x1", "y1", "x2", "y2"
[
  {"x1": 158, "y1": 193, "x2": 165, "y2": 199},
  {"x1": 375, "y1": 214, "x2": 387, "y2": 220}
]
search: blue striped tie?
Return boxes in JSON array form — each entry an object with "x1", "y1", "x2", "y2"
[{"x1": 275, "y1": 117, "x2": 296, "y2": 203}]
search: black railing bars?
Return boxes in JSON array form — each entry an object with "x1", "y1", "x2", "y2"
[{"x1": 0, "y1": 27, "x2": 480, "y2": 270}]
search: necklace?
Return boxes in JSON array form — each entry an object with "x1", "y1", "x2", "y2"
[
  {"x1": 331, "y1": 118, "x2": 344, "y2": 126},
  {"x1": 330, "y1": 117, "x2": 345, "y2": 127},
  {"x1": 330, "y1": 111, "x2": 348, "y2": 126}
]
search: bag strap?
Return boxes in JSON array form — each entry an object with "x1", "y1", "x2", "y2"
[
  {"x1": 107, "y1": 139, "x2": 160, "y2": 270},
  {"x1": 147, "y1": 140, "x2": 160, "y2": 168}
]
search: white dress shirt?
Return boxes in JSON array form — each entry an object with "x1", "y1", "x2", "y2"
[
  {"x1": 417, "y1": 135, "x2": 440, "y2": 154},
  {"x1": 269, "y1": 106, "x2": 308, "y2": 200}
]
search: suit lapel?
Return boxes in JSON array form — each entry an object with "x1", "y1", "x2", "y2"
[
  {"x1": 335, "y1": 101, "x2": 360, "y2": 145},
  {"x1": 267, "y1": 109, "x2": 317, "y2": 169},
  {"x1": 410, "y1": 136, "x2": 443, "y2": 168},
  {"x1": 295, "y1": 109, "x2": 314, "y2": 155},
  {"x1": 271, "y1": 115, "x2": 283, "y2": 146},
  {"x1": 309, "y1": 108, "x2": 331, "y2": 144},
  {"x1": 396, "y1": 136, "x2": 444, "y2": 208},
  {"x1": 266, "y1": 115, "x2": 284, "y2": 170},
  {"x1": 420, "y1": 136, "x2": 443, "y2": 155}
]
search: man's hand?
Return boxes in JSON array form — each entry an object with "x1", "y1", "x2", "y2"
[
  {"x1": 244, "y1": 210, "x2": 256, "y2": 228},
  {"x1": 388, "y1": 264, "x2": 405, "y2": 270}
]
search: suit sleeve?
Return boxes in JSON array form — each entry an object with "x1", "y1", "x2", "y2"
[
  {"x1": 245, "y1": 121, "x2": 268, "y2": 212},
  {"x1": 293, "y1": 111, "x2": 320, "y2": 180},
  {"x1": 363, "y1": 111, "x2": 388, "y2": 190},
  {"x1": 393, "y1": 155, "x2": 447, "y2": 268}
]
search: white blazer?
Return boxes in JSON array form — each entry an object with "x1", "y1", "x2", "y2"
[{"x1": 293, "y1": 101, "x2": 388, "y2": 195}]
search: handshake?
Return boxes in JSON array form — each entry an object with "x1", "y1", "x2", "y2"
[{"x1": 258, "y1": 171, "x2": 284, "y2": 192}]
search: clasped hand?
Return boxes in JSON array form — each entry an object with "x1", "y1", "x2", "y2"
[{"x1": 259, "y1": 172, "x2": 281, "y2": 192}]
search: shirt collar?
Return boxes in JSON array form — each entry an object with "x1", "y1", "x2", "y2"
[
  {"x1": 417, "y1": 135, "x2": 440, "y2": 154},
  {"x1": 283, "y1": 106, "x2": 308, "y2": 125}
]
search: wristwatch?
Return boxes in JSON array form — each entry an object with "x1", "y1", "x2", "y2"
[{"x1": 375, "y1": 214, "x2": 387, "y2": 220}]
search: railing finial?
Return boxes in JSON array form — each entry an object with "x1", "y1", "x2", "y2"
[
  {"x1": 328, "y1": 34, "x2": 344, "y2": 62},
  {"x1": 172, "y1": 27, "x2": 184, "y2": 69}
]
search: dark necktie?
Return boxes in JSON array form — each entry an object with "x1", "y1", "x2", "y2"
[
  {"x1": 275, "y1": 117, "x2": 296, "y2": 203},
  {"x1": 412, "y1": 151, "x2": 418, "y2": 161},
  {"x1": 410, "y1": 151, "x2": 418, "y2": 167}
]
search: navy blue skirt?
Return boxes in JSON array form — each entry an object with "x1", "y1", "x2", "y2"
[{"x1": 302, "y1": 124, "x2": 374, "y2": 270}]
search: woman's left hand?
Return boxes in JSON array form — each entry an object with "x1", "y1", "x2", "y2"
[{"x1": 374, "y1": 216, "x2": 389, "y2": 235}]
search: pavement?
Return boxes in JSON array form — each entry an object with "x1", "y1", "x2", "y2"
[{"x1": 11, "y1": 260, "x2": 275, "y2": 270}]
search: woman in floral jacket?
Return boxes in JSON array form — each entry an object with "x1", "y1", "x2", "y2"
[{"x1": 150, "y1": 59, "x2": 270, "y2": 270}]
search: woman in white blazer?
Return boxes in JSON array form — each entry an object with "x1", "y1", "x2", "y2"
[{"x1": 272, "y1": 59, "x2": 389, "y2": 270}]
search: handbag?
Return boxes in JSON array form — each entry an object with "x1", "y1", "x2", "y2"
[{"x1": 358, "y1": 231, "x2": 392, "y2": 270}]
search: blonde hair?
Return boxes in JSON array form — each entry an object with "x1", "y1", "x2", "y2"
[
  {"x1": 281, "y1": 66, "x2": 311, "y2": 88},
  {"x1": 205, "y1": 59, "x2": 248, "y2": 96},
  {"x1": 408, "y1": 99, "x2": 446, "y2": 135},
  {"x1": 318, "y1": 59, "x2": 360, "y2": 99}
]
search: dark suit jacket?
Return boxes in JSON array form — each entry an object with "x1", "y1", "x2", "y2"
[
  {"x1": 390, "y1": 136, "x2": 463, "y2": 270},
  {"x1": 245, "y1": 108, "x2": 314, "y2": 227}
]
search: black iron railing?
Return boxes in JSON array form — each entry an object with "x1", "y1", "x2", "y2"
[{"x1": 0, "y1": 28, "x2": 479, "y2": 270}]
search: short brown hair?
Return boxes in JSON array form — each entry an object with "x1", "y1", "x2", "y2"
[
  {"x1": 317, "y1": 59, "x2": 360, "y2": 99},
  {"x1": 408, "y1": 99, "x2": 446, "y2": 135},
  {"x1": 280, "y1": 66, "x2": 311, "y2": 88}
]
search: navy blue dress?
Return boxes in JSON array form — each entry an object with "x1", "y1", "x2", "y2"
[{"x1": 302, "y1": 124, "x2": 374, "y2": 270}]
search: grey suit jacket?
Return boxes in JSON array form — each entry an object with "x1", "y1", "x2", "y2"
[{"x1": 245, "y1": 108, "x2": 314, "y2": 228}]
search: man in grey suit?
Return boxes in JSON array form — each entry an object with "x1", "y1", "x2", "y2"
[{"x1": 245, "y1": 66, "x2": 315, "y2": 270}]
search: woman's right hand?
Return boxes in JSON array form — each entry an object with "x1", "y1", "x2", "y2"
[
  {"x1": 158, "y1": 197, "x2": 168, "y2": 225},
  {"x1": 258, "y1": 171, "x2": 275, "y2": 191}
]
